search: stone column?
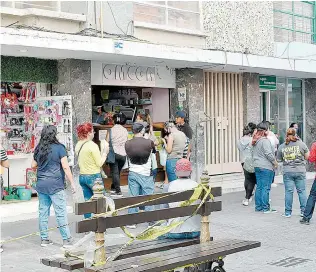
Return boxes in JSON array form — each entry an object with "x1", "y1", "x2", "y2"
[
  {"x1": 170, "y1": 68, "x2": 205, "y2": 180},
  {"x1": 53, "y1": 59, "x2": 91, "y2": 200},
  {"x1": 305, "y1": 79, "x2": 316, "y2": 171},
  {"x1": 242, "y1": 73, "x2": 261, "y2": 125},
  {"x1": 53, "y1": 59, "x2": 92, "y2": 129}
]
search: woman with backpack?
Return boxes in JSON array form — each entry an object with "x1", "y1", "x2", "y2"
[
  {"x1": 252, "y1": 122, "x2": 278, "y2": 214},
  {"x1": 237, "y1": 125, "x2": 257, "y2": 206},
  {"x1": 75, "y1": 122, "x2": 109, "y2": 218}
]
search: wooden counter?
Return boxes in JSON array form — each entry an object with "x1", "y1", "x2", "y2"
[{"x1": 93, "y1": 123, "x2": 165, "y2": 189}]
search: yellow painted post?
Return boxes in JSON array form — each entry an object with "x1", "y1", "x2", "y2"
[
  {"x1": 91, "y1": 178, "x2": 106, "y2": 265},
  {"x1": 200, "y1": 170, "x2": 211, "y2": 244}
]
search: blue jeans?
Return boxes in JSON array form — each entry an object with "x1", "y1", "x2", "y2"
[
  {"x1": 79, "y1": 173, "x2": 102, "y2": 218},
  {"x1": 166, "y1": 158, "x2": 179, "y2": 182},
  {"x1": 159, "y1": 231, "x2": 200, "y2": 240},
  {"x1": 128, "y1": 172, "x2": 154, "y2": 214},
  {"x1": 283, "y1": 172, "x2": 307, "y2": 215},
  {"x1": 152, "y1": 168, "x2": 158, "y2": 182},
  {"x1": 254, "y1": 167, "x2": 274, "y2": 212},
  {"x1": 304, "y1": 179, "x2": 316, "y2": 220},
  {"x1": 38, "y1": 190, "x2": 71, "y2": 240}
]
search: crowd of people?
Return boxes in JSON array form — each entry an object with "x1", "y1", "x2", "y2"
[
  {"x1": 1, "y1": 111, "x2": 316, "y2": 251},
  {"x1": 238, "y1": 121, "x2": 316, "y2": 224}
]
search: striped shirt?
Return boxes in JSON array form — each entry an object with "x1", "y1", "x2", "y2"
[{"x1": 0, "y1": 148, "x2": 8, "y2": 175}]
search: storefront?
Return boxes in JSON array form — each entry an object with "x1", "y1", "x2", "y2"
[
  {"x1": 0, "y1": 56, "x2": 74, "y2": 200},
  {"x1": 259, "y1": 75, "x2": 304, "y2": 143},
  {"x1": 90, "y1": 62, "x2": 176, "y2": 187}
]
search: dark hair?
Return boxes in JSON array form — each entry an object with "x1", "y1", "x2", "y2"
[
  {"x1": 145, "y1": 124, "x2": 150, "y2": 134},
  {"x1": 248, "y1": 122, "x2": 257, "y2": 130},
  {"x1": 34, "y1": 125, "x2": 61, "y2": 166},
  {"x1": 290, "y1": 123, "x2": 298, "y2": 128},
  {"x1": 243, "y1": 126, "x2": 251, "y2": 136},
  {"x1": 257, "y1": 121, "x2": 269, "y2": 131},
  {"x1": 113, "y1": 112, "x2": 127, "y2": 125}
]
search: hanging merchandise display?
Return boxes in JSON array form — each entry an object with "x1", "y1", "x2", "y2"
[
  {"x1": 1, "y1": 82, "x2": 35, "y2": 155},
  {"x1": 33, "y1": 95, "x2": 74, "y2": 166}
]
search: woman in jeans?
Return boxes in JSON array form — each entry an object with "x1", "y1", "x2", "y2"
[
  {"x1": 252, "y1": 122, "x2": 278, "y2": 214},
  {"x1": 32, "y1": 125, "x2": 75, "y2": 247},
  {"x1": 300, "y1": 142, "x2": 316, "y2": 225},
  {"x1": 108, "y1": 112, "x2": 128, "y2": 197},
  {"x1": 162, "y1": 122, "x2": 187, "y2": 183},
  {"x1": 277, "y1": 128, "x2": 309, "y2": 217},
  {"x1": 237, "y1": 125, "x2": 257, "y2": 206},
  {"x1": 76, "y1": 122, "x2": 108, "y2": 218}
]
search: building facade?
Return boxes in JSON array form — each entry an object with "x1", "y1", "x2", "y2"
[{"x1": 1, "y1": 1, "x2": 316, "y2": 179}]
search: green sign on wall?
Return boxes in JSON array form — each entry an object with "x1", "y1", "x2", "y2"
[{"x1": 259, "y1": 75, "x2": 276, "y2": 90}]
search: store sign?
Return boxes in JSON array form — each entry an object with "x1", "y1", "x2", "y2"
[
  {"x1": 259, "y1": 75, "x2": 276, "y2": 90},
  {"x1": 178, "y1": 87, "x2": 186, "y2": 102},
  {"x1": 91, "y1": 62, "x2": 176, "y2": 88}
]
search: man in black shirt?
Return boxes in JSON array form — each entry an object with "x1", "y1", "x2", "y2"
[
  {"x1": 125, "y1": 122, "x2": 156, "y2": 228},
  {"x1": 175, "y1": 111, "x2": 193, "y2": 140}
]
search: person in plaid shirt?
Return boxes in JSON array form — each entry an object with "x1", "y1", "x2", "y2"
[{"x1": 300, "y1": 142, "x2": 316, "y2": 225}]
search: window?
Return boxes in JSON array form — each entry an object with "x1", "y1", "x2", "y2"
[
  {"x1": 133, "y1": 1, "x2": 201, "y2": 31},
  {"x1": 274, "y1": 1, "x2": 316, "y2": 43},
  {"x1": 13, "y1": 1, "x2": 59, "y2": 11},
  {"x1": 1, "y1": 1, "x2": 87, "y2": 14}
]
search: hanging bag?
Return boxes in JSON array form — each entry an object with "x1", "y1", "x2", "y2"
[
  {"x1": 106, "y1": 129, "x2": 115, "y2": 164},
  {"x1": 243, "y1": 145, "x2": 255, "y2": 173}
]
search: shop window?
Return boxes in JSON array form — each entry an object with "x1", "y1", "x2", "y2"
[
  {"x1": 273, "y1": 1, "x2": 316, "y2": 44},
  {"x1": 133, "y1": 1, "x2": 201, "y2": 31},
  {"x1": 288, "y1": 79, "x2": 303, "y2": 138},
  {"x1": 3, "y1": 1, "x2": 87, "y2": 14}
]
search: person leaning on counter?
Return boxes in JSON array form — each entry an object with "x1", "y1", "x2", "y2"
[{"x1": 93, "y1": 106, "x2": 106, "y2": 125}]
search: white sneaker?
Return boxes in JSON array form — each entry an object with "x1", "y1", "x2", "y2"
[
  {"x1": 242, "y1": 199, "x2": 249, "y2": 206},
  {"x1": 249, "y1": 197, "x2": 253, "y2": 203},
  {"x1": 281, "y1": 213, "x2": 291, "y2": 218},
  {"x1": 126, "y1": 225, "x2": 136, "y2": 229}
]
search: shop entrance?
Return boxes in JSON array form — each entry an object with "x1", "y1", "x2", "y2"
[
  {"x1": 203, "y1": 72, "x2": 243, "y2": 175},
  {"x1": 260, "y1": 77, "x2": 304, "y2": 144}
]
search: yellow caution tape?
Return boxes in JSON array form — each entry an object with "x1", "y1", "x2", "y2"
[{"x1": 93, "y1": 183, "x2": 214, "y2": 267}]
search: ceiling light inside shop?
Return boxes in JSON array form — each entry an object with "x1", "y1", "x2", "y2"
[{"x1": 19, "y1": 49, "x2": 28, "y2": 53}]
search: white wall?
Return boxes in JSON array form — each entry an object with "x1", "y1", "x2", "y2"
[{"x1": 146, "y1": 88, "x2": 170, "y2": 123}]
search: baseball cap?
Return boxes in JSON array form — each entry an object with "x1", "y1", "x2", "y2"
[
  {"x1": 175, "y1": 111, "x2": 186, "y2": 118},
  {"x1": 175, "y1": 158, "x2": 192, "y2": 177},
  {"x1": 132, "y1": 122, "x2": 148, "y2": 134}
]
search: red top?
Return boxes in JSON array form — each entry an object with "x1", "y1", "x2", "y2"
[{"x1": 309, "y1": 142, "x2": 316, "y2": 164}]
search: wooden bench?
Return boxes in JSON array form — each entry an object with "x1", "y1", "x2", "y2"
[{"x1": 42, "y1": 171, "x2": 261, "y2": 272}]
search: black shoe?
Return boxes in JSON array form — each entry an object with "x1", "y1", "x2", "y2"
[
  {"x1": 300, "y1": 218, "x2": 310, "y2": 225},
  {"x1": 111, "y1": 192, "x2": 123, "y2": 197}
]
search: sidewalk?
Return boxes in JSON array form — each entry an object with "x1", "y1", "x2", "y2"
[
  {"x1": 1, "y1": 172, "x2": 315, "y2": 223},
  {"x1": 1, "y1": 179, "x2": 316, "y2": 272}
]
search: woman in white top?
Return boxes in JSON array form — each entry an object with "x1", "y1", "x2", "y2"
[{"x1": 107, "y1": 112, "x2": 128, "y2": 197}]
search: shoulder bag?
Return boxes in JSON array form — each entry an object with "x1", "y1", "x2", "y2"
[{"x1": 106, "y1": 129, "x2": 115, "y2": 164}]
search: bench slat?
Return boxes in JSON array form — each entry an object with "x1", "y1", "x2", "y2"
[
  {"x1": 86, "y1": 239, "x2": 260, "y2": 272},
  {"x1": 77, "y1": 201, "x2": 222, "y2": 233},
  {"x1": 41, "y1": 237, "x2": 211, "y2": 270},
  {"x1": 75, "y1": 187, "x2": 222, "y2": 215}
]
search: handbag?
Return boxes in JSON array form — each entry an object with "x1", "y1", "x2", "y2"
[
  {"x1": 106, "y1": 129, "x2": 115, "y2": 164},
  {"x1": 243, "y1": 146, "x2": 255, "y2": 173},
  {"x1": 159, "y1": 148, "x2": 168, "y2": 167}
]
